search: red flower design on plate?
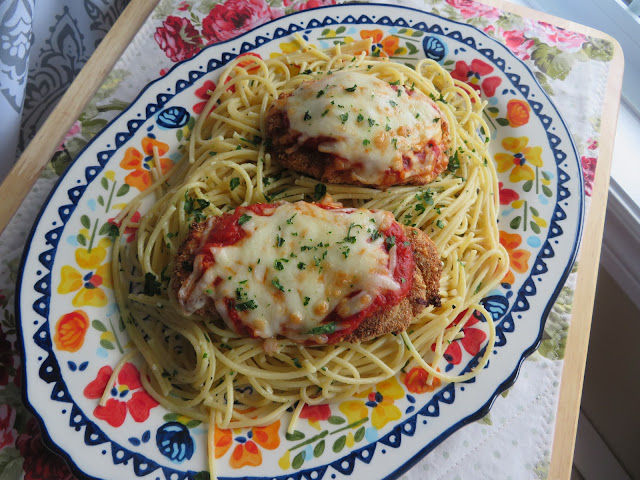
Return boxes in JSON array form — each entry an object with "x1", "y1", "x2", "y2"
[
  {"x1": 202, "y1": 0, "x2": 274, "y2": 43},
  {"x1": 451, "y1": 59, "x2": 501, "y2": 98},
  {"x1": 108, "y1": 211, "x2": 141, "y2": 243},
  {"x1": 433, "y1": 310, "x2": 487, "y2": 366},
  {"x1": 445, "y1": 0, "x2": 501, "y2": 20},
  {"x1": 16, "y1": 417, "x2": 74, "y2": 480},
  {"x1": 193, "y1": 80, "x2": 217, "y2": 114},
  {"x1": 299, "y1": 404, "x2": 331, "y2": 423},
  {"x1": 498, "y1": 182, "x2": 519, "y2": 205},
  {"x1": 154, "y1": 16, "x2": 202, "y2": 62},
  {"x1": 581, "y1": 156, "x2": 597, "y2": 197},
  {"x1": 83, "y1": 363, "x2": 159, "y2": 428}
]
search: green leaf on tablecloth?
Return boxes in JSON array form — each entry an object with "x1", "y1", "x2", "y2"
[
  {"x1": 194, "y1": 0, "x2": 220, "y2": 16},
  {"x1": 82, "y1": 118, "x2": 109, "y2": 139},
  {"x1": 97, "y1": 99, "x2": 130, "y2": 113},
  {"x1": 534, "y1": 71, "x2": 554, "y2": 96},
  {"x1": 0, "y1": 448, "x2": 24, "y2": 480},
  {"x1": 531, "y1": 44, "x2": 573, "y2": 81},
  {"x1": 0, "y1": 383, "x2": 23, "y2": 408},
  {"x1": 580, "y1": 38, "x2": 614, "y2": 63},
  {"x1": 500, "y1": 388, "x2": 510, "y2": 399},
  {"x1": 153, "y1": 0, "x2": 179, "y2": 19}
]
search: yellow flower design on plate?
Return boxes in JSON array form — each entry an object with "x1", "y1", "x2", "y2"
[
  {"x1": 494, "y1": 136, "x2": 543, "y2": 183},
  {"x1": 339, "y1": 376, "x2": 405, "y2": 430},
  {"x1": 58, "y1": 238, "x2": 112, "y2": 307}
]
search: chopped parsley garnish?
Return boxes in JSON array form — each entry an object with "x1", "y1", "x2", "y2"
[
  {"x1": 345, "y1": 84, "x2": 358, "y2": 92},
  {"x1": 363, "y1": 139, "x2": 370, "y2": 146},
  {"x1": 339, "y1": 113, "x2": 349, "y2": 124},
  {"x1": 370, "y1": 230, "x2": 382, "y2": 241},
  {"x1": 447, "y1": 151, "x2": 461, "y2": 173},
  {"x1": 416, "y1": 188, "x2": 435, "y2": 206},
  {"x1": 433, "y1": 117, "x2": 440, "y2": 123},
  {"x1": 230, "y1": 177, "x2": 240, "y2": 191},
  {"x1": 307, "y1": 322, "x2": 337, "y2": 335},
  {"x1": 303, "y1": 296, "x2": 310, "y2": 306},
  {"x1": 183, "y1": 193, "x2": 210, "y2": 222},
  {"x1": 292, "y1": 358, "x2": 303, "y2": 369},
  {"x1": 274, "y1": 259, "x2": 285, "y2": 271},
  {"x1": 389, "y1": 80, "x2": 400, "y2": 85},
  {"x1": 143, "y1": 273, "x2": 162, "y2": 296},
  {"x1": 302, "y1": 69, "x2": 313, "y2": 75},
  {"x1": 368, "y1": 118, "x2": 375, "y2": 127},
  {"x1": 389, "y1": 100, "x2": 398, "y2": 107},
  {"x1": 391, "y1": 137, "x2": 398, "y2": 149},
  {"x1": 357, "y1": 113, "x2": 364, "y2": 122},
  {"x1": 276, "y1": 234, "x2": 285, "y2": 247},
  {"x1": 415, "y1": 113, "x2": 420, "y2": 119},
  {"x1": 436, "y1": 219, "x2": 445, "y2": 229},
  {"x1": 236, "y1": 300, "x2": 258, "y2": 311},
  {"x1": 322, "y1": 109, "x2": 329, "y2": 117},
  {"x1": 238, "y1": 214, "x2": 251, "y2": 225},
  {"x1": 297, "y1": 262, "x2": 307, "y2": 270},
  {"x1": 314, "y1": 183, "x2": 327, "y2": 201},
  {"x1": 304, "y1": 111, "x2": 312, "y2": 121},
  {"x1": 272, "y1": 277, "x2": 285, "y2": 292},
  {"x1": 344, "y1": 223, "x2": 362, "y2": 243},
  {"x1": 385, "y1": 124, "x2": 391, "y2": 132},
  {"x1": 385, "y1": 235, "x2": 396, "y2": 250},
  {"x1": 316, "y1": 88, "x2": 326, "y2": 97},
  {"x1": 286, "y1": 213, "x2": 297, "y2": 224},
  {"x1": 341, "y1": 246, "x2": 350, "y2": 258}
]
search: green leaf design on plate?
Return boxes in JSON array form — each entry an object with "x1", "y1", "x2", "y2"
[
  {"x1": 314, "y1": 439, "x2": 325, "y2": 457},
  {"x1": 336, "y1": 26, "x2": 346, "y2": 34},
  {"x1": 292, "y1": 451, "x2": 306, "y2": 469},
  {"x1": 523, "y1": 180, "x2": 533, "y2": 192},
  {"x1": 163, "y1": 412, "x2": 179, "y2": 422},
  {"x1": 354, "y1": 426, "x2": 365, "y2": 442},
  {"x1": 77, "y1": 234, "x2": 87, "y2": 246},
  {"x1": 92, "y1": 320, "x2": 107, "y2": 332},
  {"x1": 328, "y1": 415, "x2": 345, "y2": 425},
  {"x1": 510, "y1": 216, "x2": 522, "y2": 229},
  {"x1": 101, "y1": 177, "x2": 109, "y2": 190},
  {"x1": 100, "y1": 339, "x2": 115, "y2": 350},
  {"x1": 117, "y1": 184, "x2": 130, "y2": 197},
  {"x1": 286, "y1": 430, "x2": 305, "y2": 441},
  {"x1": 332, "y1": 435, "x2": 346, "y2": 453},
  {"x1": 80, "y1": 215, "x2": 91, "y2": 229},
  {"x1": 530, "y1": 221, "x2": 541, "y2": 234},
  {"x1": 496, "y1": 118, "x2": 509, "y2": 126},
  {"x1": 542, "y1": 185, "x2": 553, "y2": 197}
]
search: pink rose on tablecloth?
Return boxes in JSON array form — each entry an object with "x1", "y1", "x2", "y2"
[
  {"x1": 485, "y1": 26, "x2": 535, "y2": 61},
  {"x1": 581, "y1": 156, "x2": 596, "y2": 197},
  {"x1": 154, "y1": 16, "x2": 202, "y2": 62},
  {"x1": 16, "y1": 418, "x2": 74, "y2": 480},
  {"x1": 534, "y1": 21, "x2": 587, "y2": 51},
  {"x1": 202, "y1": 0, "x2": 274, "y2": 43},
  {"x1": 55, "y1": 121, "x2": 81, "y2": 153},
  {"x1": 445, "y1": 0, "x2": 501, "y2": 20},
  {"x1": 294, "y1": 0, "x2": 337, "y2": 11},
  {"x1": 0, "y1": 404, "x2": 16, "y2": 449}
]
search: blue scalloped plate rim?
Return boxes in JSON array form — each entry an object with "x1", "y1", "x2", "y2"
[{"x1": 16, "y1": 4, "x2": 584, "y2": 480}]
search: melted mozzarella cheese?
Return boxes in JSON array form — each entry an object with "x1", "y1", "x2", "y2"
[
  {"x1": 182, "y1": 202, "x2": 400, "y2": 341},
  {"x1": 285, "y1": 71, "x2": 443, "y2": 184}
]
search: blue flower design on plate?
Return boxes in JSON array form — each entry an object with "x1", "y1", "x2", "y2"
[
  {"x1": 422, "y1": 35, "x2": 448, "y2": 62},
  {"x1": 156, "y1": 422, "x2": 195, "y2": 463},
  {"x1": 157, "y1": 106, "x2": 190, "y2": 129}
]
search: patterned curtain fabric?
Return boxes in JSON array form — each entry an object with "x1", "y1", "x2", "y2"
[{"x1": 0, "y1": 0, "x2": 129, "y2": 182}]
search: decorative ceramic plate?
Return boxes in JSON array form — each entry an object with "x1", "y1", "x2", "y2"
[{"x1": 17, "y1": 4, "x2": 582, "y2": 480}]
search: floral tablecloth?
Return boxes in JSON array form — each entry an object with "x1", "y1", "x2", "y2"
[{"x1": 0, "y1": 0, "x2": 615, "y2": 478}]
